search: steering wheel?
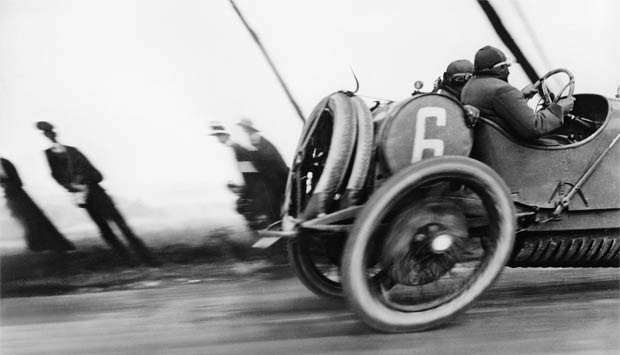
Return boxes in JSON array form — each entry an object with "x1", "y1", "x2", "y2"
[
  {"x1": 532, "y1": 68, "x2": 575, "y2": 107},
  {"x1": 531, "y1": 68, "x2": 596, "y2": 144}
]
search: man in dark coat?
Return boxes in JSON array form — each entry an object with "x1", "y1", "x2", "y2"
[
  {"x1": 434, "y1": 59, "x2": 475, "y2": 101},
  {"x1": 1, "y1": 157, "x2": 75, "y2": 251},
  {"x1": 462, "y1": 45, "x2": 575, "y2": 143},
  {"x1": 35, "y1": 121, "x2": 158, "y2": 266},
  {"x1": 237, "y1": 118, "x2": 289, "y2": 222},
  {"x1": 209, "y1": 123, "x2": 273, "y2": 230}
]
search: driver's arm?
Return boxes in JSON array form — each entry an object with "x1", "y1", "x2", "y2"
[
  {"x1": 521, "y1": 83, "x2": 538, "y2": 99},
  {"x1": 492, "y1": 85, "x2": 564, "y2": 141}
]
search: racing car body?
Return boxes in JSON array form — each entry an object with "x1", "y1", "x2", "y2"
[
  {"x1": 260, "y1": 70, "x2": 620, "y2": 333},
  {"x1": 474, "y1": 93, "x2": 620, "y2": 229}
]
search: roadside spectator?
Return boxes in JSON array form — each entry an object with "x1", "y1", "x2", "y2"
[
  {"x1": 0, "y1": 156, "x2": 75, "y2": 252},
  {"x1": 208, "y1": 122, "x2": 273, "y2": 230},
  {"x1": 237, "y1": 118, "x2": 289, "y2": 222},
  {"x1": 35, "y1": 121, "x2": 159, "y2": 266}
]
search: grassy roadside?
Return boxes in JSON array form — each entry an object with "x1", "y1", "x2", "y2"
[{"x1": 0, "y1": 227, "x2": 289, "y2": 298}]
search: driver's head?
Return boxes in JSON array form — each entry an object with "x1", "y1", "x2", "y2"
[{"x1": 474, "y1": 45, "x2": 512, "y2": 81}]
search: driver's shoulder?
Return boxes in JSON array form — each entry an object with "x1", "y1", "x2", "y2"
[
  {"x1": 463, "y1": 77, "x2": 514, "y2": 105},
  {"x1": 494, "y1": 83, "x2": 522, "y2": 99},
  {"x1": 466, "y1": 76, "x2": 510, "y2": 94}
]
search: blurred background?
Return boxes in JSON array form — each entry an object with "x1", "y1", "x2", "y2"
[{"x1": 1, "y1": 0, "x2": 618, "y2": 248}]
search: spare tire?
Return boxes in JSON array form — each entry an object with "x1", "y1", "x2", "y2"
[
  {"x1": 340, "y1": 95, "x2": 374, "y2": 206},
  {"x1": 288, "y1": 92, "x2": 358, "y2": 219},
  {"x1": 286, "y1": 92, "x2": 371, "y2": 300}
]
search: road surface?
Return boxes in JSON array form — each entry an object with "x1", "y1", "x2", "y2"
[{"x1": 1, "y1": 267, "x2": 618, "y2": 354}]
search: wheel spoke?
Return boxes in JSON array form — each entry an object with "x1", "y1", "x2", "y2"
[{"x1": 362, "y1": 178, "x2": 509, "y2": 313}]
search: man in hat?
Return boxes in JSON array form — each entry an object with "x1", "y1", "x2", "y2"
[
  {"x1": 35, "y1": 121, "x2": 158, "y2": 265},
  {"x1": 462, "y1": 45, "x2": 575, "y2": 143},
  {"x1": 434, "y1": 59, "x2": 475, "y2": 101},
  {"x1": 237, "y1": 118, "x2": 289, "y2": 222},
  {"x1": 208, "y1": 122, "x2": 272, "y2": 230}
]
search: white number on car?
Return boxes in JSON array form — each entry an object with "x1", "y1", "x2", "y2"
[{"x1": 411, "y1": 107, "x2": 446, "y2": 162}]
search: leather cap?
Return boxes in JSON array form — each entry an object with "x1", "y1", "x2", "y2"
[
  {"x1": 474, "y1": 46, "x2": 507, "y2": 71},
  {"x1": 446, "y1": 59, "x2": 474, "y2": 76}
]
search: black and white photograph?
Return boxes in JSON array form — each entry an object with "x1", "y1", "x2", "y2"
[{"x1": 1, "y1": 0, "x2": 618, "y2": 354}]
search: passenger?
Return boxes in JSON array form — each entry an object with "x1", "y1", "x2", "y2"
[
  {"x1": 435, "y1": 59, "x2": 474, "y2": 101},
  {"x1": 462, "y1": 45, "x2": 575, "y2": 143},
  {"x1": 35, "y1": 121, "x2": 158, "y2": 266}
]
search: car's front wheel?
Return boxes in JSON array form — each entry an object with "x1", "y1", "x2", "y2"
[{"x1": 342, "y1": 156, "x2": 516, "y2": 332}]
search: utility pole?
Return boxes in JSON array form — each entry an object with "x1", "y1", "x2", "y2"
[
  {"x1": 477, "y1": 0, "x2": 539, "y2": 83},
  {"x1": 229, "y1": 0, "x2": 306, "y2": 124}
]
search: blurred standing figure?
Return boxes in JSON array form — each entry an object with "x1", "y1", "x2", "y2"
[
  {"x1": 208, "y1": 122, "x2": 273, "y2": 230},
  {"x1": 0, "y1": 157, "x2": 75, "y2": 251},
  {"x1": 237, "y1": 118, "x2": 289, "y2": 222},
  {"x1": 35, "y1": 121, "x2": 158, "y2": 266}
]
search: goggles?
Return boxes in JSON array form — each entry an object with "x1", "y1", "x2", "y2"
[
  {"x1": 449, "y1": 72, "x2": 473, "y2": 83},
  {"x1": 492, "y1": 59, "x2": 514, "y2": 69}
]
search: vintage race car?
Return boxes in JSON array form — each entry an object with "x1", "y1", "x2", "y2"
[{"x1": 258, "y1": 69, "x2": 620, "y2": 333}]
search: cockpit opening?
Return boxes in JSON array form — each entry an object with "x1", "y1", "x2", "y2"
[{"x1": 541, "y1": 93, "x2": 608, "y2": 145}]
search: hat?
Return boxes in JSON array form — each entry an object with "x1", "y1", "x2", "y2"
[
  {"x1": 444, "y1": 59, "x2": 474, "y2": 83},
  {"x1": 207, "y1": 122, "x2": 230, "y2": 136},
  {"x1": 237, "y1": 117, "x2": 259, "y2": 132},
  {"x1": 446, "y1": 59, "x2": 474, "y2": 76},
  {"x1": 474, "y1": 46, "x2": 507, "y2": 71},
  {"x1": 36, "y1": 121, "x2": 55, "y2": 132}
]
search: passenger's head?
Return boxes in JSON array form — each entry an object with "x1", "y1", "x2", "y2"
[
  {"x1": 443, "y1": 59, "x2": 474, "y2": 88},
  {"x1": 474, "y1": 45, "x2": 512, "y2": 81},
  {"x1": 35, "y1": 121, "x2": 58, "y2": 142}
]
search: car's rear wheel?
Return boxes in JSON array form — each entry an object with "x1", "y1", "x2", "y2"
[
  {"x1": 288, "y1": 233, "x2": 345, "y2": 299},
  {"x1": 342, "y1": 156, "x2": 516, "y2": 332}
]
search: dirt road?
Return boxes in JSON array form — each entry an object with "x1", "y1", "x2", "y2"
[{"x1": 1, "y1": 267, "x2": 618, "y2": 355}]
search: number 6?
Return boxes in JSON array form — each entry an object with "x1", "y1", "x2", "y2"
[{"x1": 411, "y1": 107, "x2": 446, "y2": 162}]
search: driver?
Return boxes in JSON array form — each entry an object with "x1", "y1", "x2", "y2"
[{"x1": 462, "y1": 45, "x2": 575, "y2": 143}]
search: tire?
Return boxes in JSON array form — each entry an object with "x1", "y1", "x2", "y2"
[
  {"x1": 285, "y1": 92, "x2": 361, "y2": 299},
  {"x1": 342, "y1": 156, "x2": 516, "y2": 332},
  {"x1": 296, "y1": 92, "x2": 357, "y2": 219},
  {"x1": 287, "y1": 235, "x2": 344, "y2": 299},
  {"x1": 341, "y1": 95, "x2": 374, "y2": 206}
]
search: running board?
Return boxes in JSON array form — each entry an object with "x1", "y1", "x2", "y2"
[{"x1": 253, "y1": 206, "x2": 362, "y2": 248}]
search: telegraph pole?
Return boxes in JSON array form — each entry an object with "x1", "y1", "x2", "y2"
[
  {"x1": 229, "y1": 0, "x2": 306, "y2": 124},
  {"x1": 477, "y1": 0, "x2": 539, "y2": 83}
]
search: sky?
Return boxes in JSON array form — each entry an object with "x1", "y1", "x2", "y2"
[{"x1": 0, "y1": 0, "x2": 618, "y2": 223}]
